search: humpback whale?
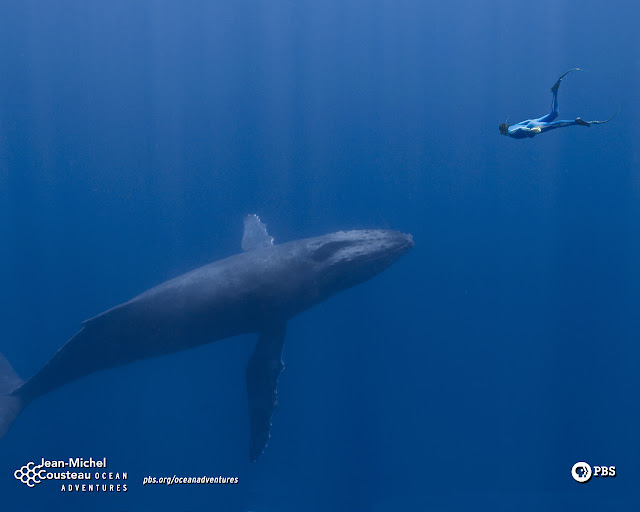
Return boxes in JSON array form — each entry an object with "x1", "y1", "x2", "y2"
[{"x1": 0, "y1": 215, "x2": 413, "y2": 460}]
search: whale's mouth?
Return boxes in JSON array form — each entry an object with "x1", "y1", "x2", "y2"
[
  {"x1": 309, "y1": 229, "x2": 414, "y2": 292},
  {"x1": 361, "y1": 231, "x2": 414, "y2": 268},
  {"x1": 389, "y1": 232, "x2": 414, "y2": 256},
  {"x1": 312, "y1": 233, "x2": 412, "y2": 262}
]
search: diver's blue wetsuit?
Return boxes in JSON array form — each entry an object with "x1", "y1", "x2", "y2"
[{"x1": 500, "y1": 69, "x2": 617, "y2": 139}]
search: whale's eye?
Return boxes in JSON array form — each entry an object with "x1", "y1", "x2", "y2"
[{"x1": 311, "y1": 240, "x2": 353, "y2": 262}]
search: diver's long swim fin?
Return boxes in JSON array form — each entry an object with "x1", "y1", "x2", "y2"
[
  {"x1": 551, "y1": 68, "x2": 585, "y2": 92},
  {"x1": 0, "y1": 353, "x2": 24, "y2": 440},
  {"x1": 586, "y1": 107, "x2": 621, "y2": 125}
]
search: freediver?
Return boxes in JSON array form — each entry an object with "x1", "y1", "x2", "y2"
[{"x1": 499, "y1": 68, "x2": 619, "y2": 139}]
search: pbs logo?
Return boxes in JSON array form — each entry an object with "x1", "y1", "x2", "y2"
[{"x1": 571, "y1": 462, "x2": 616, "y2": 483}]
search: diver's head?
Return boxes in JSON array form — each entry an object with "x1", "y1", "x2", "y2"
[{"x1": 499, "y1": 122, "x2": 509, "y2": 135}]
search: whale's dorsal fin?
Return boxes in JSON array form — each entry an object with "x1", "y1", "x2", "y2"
[{"x1": 242, "y1": 214, "x2": 274, "y2": 252}]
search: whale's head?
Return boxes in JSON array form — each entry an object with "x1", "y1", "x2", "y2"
[{"x1": 305, "y1": 229, "x2": 414, "y2": 296}]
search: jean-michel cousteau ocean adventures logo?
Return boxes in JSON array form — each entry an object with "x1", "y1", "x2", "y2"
[{"x1": 14, "y1": 457, "x2": 127, "y2": 492}]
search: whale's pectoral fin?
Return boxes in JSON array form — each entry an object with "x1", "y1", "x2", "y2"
[
  {"x1": 246, "y1": 324, "x2": 286, "y2": 461},
  {"x1": 242, "y1": 214, "x2": 274, "y2": 252}
]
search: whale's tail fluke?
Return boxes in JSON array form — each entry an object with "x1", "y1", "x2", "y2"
[{"x1": 0, "y1": 353, "x2": 24, "y2": 441}]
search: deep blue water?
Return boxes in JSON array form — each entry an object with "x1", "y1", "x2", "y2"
[{"x1": 1, "y1": 1, "x2": 639, "y2": 510}]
